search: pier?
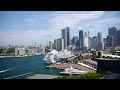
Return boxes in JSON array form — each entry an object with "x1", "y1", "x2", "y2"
[{"x1": 46, "y1": 63, "x2": 94, "y2": 72}]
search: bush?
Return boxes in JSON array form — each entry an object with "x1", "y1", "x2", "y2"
[{"x1": 54, "y1": 72, "x2": 105, "y2": 79}]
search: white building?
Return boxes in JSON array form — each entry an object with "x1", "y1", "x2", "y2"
[
  {"x1": 15, "y1": 47, "x2": 25, "y2": 56},
  {"x1": 83, "y1": 32, "x2": 89, "y2": 49}
]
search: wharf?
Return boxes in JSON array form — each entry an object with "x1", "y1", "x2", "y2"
[{"x1": 46, "y1": 63, "x2": 94, "y2": 72}]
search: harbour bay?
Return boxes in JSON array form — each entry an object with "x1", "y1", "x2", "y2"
[{"x1": 0, "y1": 55, "x2": 63, "y2": 79}]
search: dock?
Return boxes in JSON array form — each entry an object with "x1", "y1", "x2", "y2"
[{"x1": 46, "y1": 63, "x2": 94, "y2": 72}]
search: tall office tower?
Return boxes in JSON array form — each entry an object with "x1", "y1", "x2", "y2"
[
  {"x1": 72, "y1": 36, "x2": 78, "y2": 47},
  {"x1": 66, "y1": 27, "x2": 70, "y2": 47},
  {"x1": 83, "y1": 32, "x2": 89, "y2": 49},
  {"x1": 108, "y1": 27, "x2": 117, "y2": 47},
  {"x1": 56, "y1": 38, "x2": 64, "y2": 51},
  {"x1": 89, "y1": 37, "x2": 92, "y2": 49},
  {"x1": 62, "y1": 29, "x2": 67, "y2": 49},
  {"x1": 103, "y1": 38, "x2": 107, "y2": 49},
  {"x1": 107, "y1": 35, "x2": 114, "y2": 48},
  {"x1": 91, "y1": 36, "x2": 98, "y2": 50},
  {"x1": 54, "y1": 39, "x2": 57, "y2": 50},
  {"x1": 79, "y1": 30, "x2": 83, "y2": 50},
  {"x1": 117, "y1": 29, "x2": 120, "y2": 47},
  {"x1": 98, "y1": 32, "x2": 103, "y2": 50},
  {"x1": 15, "y1": 47, "x2": 25, "y2": 56},
  {"x1": 48, "y1": 40, "x2": 53, "y2": 51}
]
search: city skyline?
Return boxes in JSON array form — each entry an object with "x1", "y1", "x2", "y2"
[{"x1": 0, "y1": 11, "x2": 120, "y2": 46}]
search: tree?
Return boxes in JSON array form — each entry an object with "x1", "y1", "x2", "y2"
[
  {"x1": 6, "y1": 48, "x2": 15, "y2": 54},
  {"x1": 110, "y1": 48, "x2": 116, "y2": 55},
  {"x1": 54, "y1": 72, "x2": 106, "y2": 79}
]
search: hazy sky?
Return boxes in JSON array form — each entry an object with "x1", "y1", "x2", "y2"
[{"x1": 0, "y1": 11, "x2": 120, "y2": 46}]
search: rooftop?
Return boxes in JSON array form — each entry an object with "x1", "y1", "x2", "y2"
[{"x1": 95, "y1": 58, "x2": 120, "y2": 61}]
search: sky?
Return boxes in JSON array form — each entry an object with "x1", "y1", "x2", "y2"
[{"x1": 0, "y1": 11, "x2": 120, "y2": 46}]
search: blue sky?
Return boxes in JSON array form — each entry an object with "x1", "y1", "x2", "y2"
[{"x1": 0, "y1": 11, "x2": 120, "y2": 46}]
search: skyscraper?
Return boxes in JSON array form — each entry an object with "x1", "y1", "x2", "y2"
[
  {"x1": 83, "y1": 32, "x2": 89, "y2": 49},
  {"x1": 98, "y1": 32, "x2": 103, "y2": 50},
  {"x1": 54, "y1": 39, "x2": 57, "y2": 50},
  {"x1": 103, "y1": 38, "x2": 107, "y2": 49},
  {"x1": 117, "y1": 29, "x2": 120, "y2": 47},
  {"x1": 66, "y1": 27, "x2": 70, "y2": 47},
  {"x1": 72, "y1": 36, "x2": 78, "y2": 47},
  {"x1": 62, "y1": 29, "x2": 67, "y2": 49},
  {"x1": 91, "y1": 36, "x2": 98, "y2": 50},
  {"x1": 108, "y1": 27, "x2": 117, "y2": 47},
  {"x1": 55, "y1": 38, "x2": 64, "y2": 51},
  {"x1": 48, "y1": 40, "x2": 53, "y2": 51},
  {"x1": 107, "y1": 35, "x2": 114, "y2": 48},
  {"x1": 79, "y1": 30, "x2": 83, "y2": 50}
]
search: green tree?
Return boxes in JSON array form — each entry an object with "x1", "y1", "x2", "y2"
[
  {"x1": 55, "y1": 72, "x2": 106, "y2": 79},
  {"x1": 110, "y1": 48, "x2": 116, "y2": 55},
  {"x1": 6, "y1": 48, "x2": 15, "y2": 55}
]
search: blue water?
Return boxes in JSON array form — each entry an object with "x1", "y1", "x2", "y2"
[{"x1": 0, "y1": 55, "x2": 63, "y2": 79}]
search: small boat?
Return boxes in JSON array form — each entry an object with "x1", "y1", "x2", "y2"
[{"x1": 60, "y1": 66, "x2": 87, "y2": 75}]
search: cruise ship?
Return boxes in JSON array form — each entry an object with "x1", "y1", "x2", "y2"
[
  {"x1": 44, "y1": 49, "x2": 73, "y2": 64},
  {"x1": 44, "y1": 49, "x2": 58, "y2": 64}
]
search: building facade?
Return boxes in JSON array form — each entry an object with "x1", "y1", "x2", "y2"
[
  {"x1": 108, "y1": 27, "x2": 117, "y2": 47},
  {"x1": 91, "y1": 36, "x2": 98, "y2": 50},
  {"x1": 66, "y1": 27, "x2": 70, "y2": 47},
  {"x1": 62, "y1": 29, "x2": 67, "y2": 49},
  {"x1": 107, "y1": 35, "x2": 114, "y2": 48},
  {"x1": 72, "y1": 36, "x2": 79, "y2": 47},
  {"x1": 15, "y1": 47, "x2": 25, "y2": 56},
  {"x1": 83, "y1": 32, "x2": 89, "y2": 50},
  {"x1": 98, "y1": 32, "x2": 103, "y2": 50},
  {"x1": 79, "y1": 30, "x2": 83, "y2": 50},
  {"x1": 48, "y1": 40, "x2": 53, "y2": 51}
]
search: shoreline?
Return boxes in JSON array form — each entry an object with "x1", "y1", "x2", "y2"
[{"x1": 0, "y1": 55, "x2": 33, "y2": 58}]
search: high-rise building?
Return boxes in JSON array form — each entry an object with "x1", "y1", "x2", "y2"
[
  {"x1": 54, "y1": 39, "x2": 57, "y2": 50},
  {"x1": 91, "y1": 36, "x2": 98, "y2": 50},
  {"x1": 108, "y1": 27, "x2": 117, "y2": 47},
  {"x1": 62, "y1": 29, "x2": 67, "y2": 49},
  {"x1": 89, "y1": 37, "x2": 92, "y2": 49},
  {"x1": 72, "y1": 36, "x2": 78, "y2": 47},
  {"x1": 55, "y1": 38, "x2": 64, "y2": 51},
  {"x1": 107, "y1": 35, "x2": 114, "y2": 48},
  {"x1": 48, "y1": 40, "x2": 53, "y2": 51},
  {"x1": 98, "y1": 32, "x2": 103, "y2": 50},
  {"x1": 79, "y1": 30, "x2": 83, "y2": 50},
  {"x1": 83, "y1": 32, "x2": 89, "y2": 49},
  {"x1": 66, "y1": 27, "x2": 70, "y2": 47},
  {"x1": 103, "y1": 38, "x2": 107, "y2": 49},
  {"x1": 117, "y1": 29, "x2": 120, "y2": 47}
]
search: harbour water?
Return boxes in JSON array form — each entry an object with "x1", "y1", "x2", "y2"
[{"x1": 0, "y1": 55, "x2": 63, "y2": 79}]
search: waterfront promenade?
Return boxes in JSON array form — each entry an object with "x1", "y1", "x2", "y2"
[
  {"x1": 46, "y1": 63, "x2": 94, "y2": 72},
  {"x1": 27, "y1": 74, "x2": 60, "y2": 79},
  {"x1": 0, "y1": 55, "x2": 32, "y2": 58}
]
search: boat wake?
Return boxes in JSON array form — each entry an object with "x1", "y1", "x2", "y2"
[
  {"x1": 0, "y1": 67, "x2": 15, "y2": 73},
  {"x1": 4, "y1": 72, "x2": 32, "y2": 79}
]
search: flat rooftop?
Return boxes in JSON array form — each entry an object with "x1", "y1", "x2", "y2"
[
  {"x1": 47, "y1": 63, "x2": 94, "y2": 72},
  {"x1": 60, "y1": 54, "x2": 75, "y2": 59},
  {"x1": 95, "y1": 58, "x2": 120, "y2": 61},
  {"x1": 83, "y1": 59, "x2": 97, "y2": 65}
]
